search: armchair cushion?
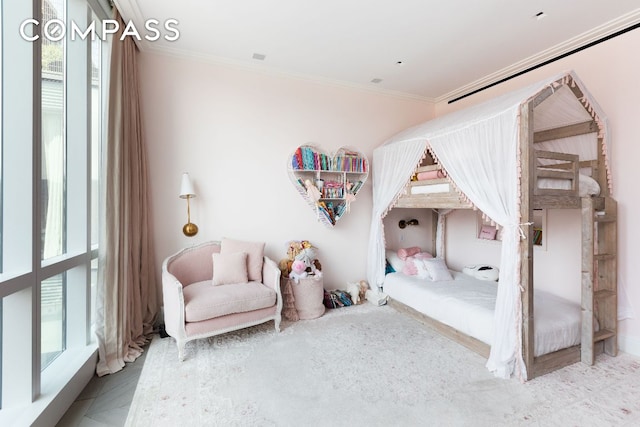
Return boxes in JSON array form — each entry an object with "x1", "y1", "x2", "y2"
[
  {"x1": 221, "y1": 238, "x2": 265, "y2": 282},
  {"x1": 212, "y1": 252, "x2": 248, "y2": 286},
  {"x1": 183, "y1": 280, "x2": 277, "y2": 322}
]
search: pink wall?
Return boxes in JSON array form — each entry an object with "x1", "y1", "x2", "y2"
[
  {"x1": 139, "y1": 26, "x2": 640, "y2": 356},
  {"x1": 138, "y1": 52, "x2": 433, "y2": 292},
  {"x1": 432, "y1": 28, "x2": 640, "y2": 355}
]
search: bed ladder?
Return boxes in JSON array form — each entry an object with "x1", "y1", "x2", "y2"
[{"x1": 581, "y1": 196, "x2": 618, "y2": 365}]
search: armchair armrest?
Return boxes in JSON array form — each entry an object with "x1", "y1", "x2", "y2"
[
  {"x1": 262, "y1": 256, "x2": 283, "y2": 314},
  {"x1": 262, "y1": 256, "x2": 281, "y2": 291},
  {"x1": 161, "y1": 262, "x2": 187, "y2": 341}
]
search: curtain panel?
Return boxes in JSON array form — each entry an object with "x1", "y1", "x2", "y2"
[{"x1": 95, "y1": 9, "x2": 159, "y2": 376}]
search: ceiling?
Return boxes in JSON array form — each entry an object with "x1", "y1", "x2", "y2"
[{"x1": 114, "y1": 0, "x2": 640, "y2": 102}]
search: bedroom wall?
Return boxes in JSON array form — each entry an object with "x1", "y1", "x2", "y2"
[
  {"x1": 138, "y1": 52, "x2": 434, "y2": 292},
  {"x1": 431, "y1": 27, "x2": 640, "y2": 355},
  {"x1": 382, "y1": 208, "x2": 435, "y2": 254}
]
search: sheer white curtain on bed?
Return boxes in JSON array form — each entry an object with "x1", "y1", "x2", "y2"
[
  {"x1": 367, "y1": 140, "x2": 426, "y2": 290},
  {"x1": 428, "y1": 104, "x2": 525, "y2": 379}
]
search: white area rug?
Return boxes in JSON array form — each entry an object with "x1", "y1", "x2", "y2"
[{"x1": 126, "y1": 304, "x2": 640, "y2": 426}]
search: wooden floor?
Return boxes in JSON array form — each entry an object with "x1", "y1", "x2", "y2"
[{"x1": 55, "y1": 351, "x2": 146, "y2": 427}]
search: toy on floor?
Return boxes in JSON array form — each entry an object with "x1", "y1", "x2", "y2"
[{"x1": 346, "y1": 280, "x2": 369, "y2": 304}]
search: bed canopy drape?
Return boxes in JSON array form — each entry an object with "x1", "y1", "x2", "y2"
[{"x1": 367, "y1": 71, "x2": 611, "y2": 379}]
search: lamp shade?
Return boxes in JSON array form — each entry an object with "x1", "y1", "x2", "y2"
[{"x1": 179, "y1": 173, "x2": 196, "y2": 198}]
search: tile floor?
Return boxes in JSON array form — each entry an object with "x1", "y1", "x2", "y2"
[{"x1": 55, "y1": 350, "x2": 147, "y2": 427}]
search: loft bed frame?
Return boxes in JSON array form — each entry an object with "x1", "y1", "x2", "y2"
[{"x1": 386, "y1": 77, "x2": 618, "y2": 380}]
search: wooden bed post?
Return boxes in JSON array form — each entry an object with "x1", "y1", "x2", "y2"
[
  {"x1": 520, "y1": 101, "x2": 535, "y2": 379},
  {"x1": 431, "y1": 209, "x2": 438, "y2": 257}
]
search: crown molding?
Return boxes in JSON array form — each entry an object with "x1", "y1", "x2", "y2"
[
  {"x1": 437, "y1": 8, "x2": 640, "y2": 104},
  {"x1": 141, "y1": 43, "x2": 436, "y2": 104}
]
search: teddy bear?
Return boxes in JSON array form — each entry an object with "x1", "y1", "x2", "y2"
[
  {"x1": 278, "y1": 240, "x2": 304, "y2": 278},
  {"x1": 289, "y1": 259, "x2": 308, "y2": 283}
]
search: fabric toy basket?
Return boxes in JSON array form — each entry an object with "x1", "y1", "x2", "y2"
[{"x1": 290, "y1": 275, "x2": 325, "y2": 319}]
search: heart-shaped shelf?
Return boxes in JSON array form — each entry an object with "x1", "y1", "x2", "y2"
[{"x1": 288, "y1": 145, "x2": 369, "y2": 228}]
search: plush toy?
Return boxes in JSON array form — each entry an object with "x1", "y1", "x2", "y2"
[
  {"x1": 289, "y1": 259, "x2": 308, "y2": 283},
  {"x1": 346, "y1": 280, "x2": 370, "y2": 304},
  {"x1": 279, "y1": 240, "x2": 322, "y2": 278},
  {"x1": 358, "y1": 280, "x2": 369, "y2": 302},
  {"x1": 279, "y1": 240, "x2": 304, "y2": 278},
  {"x1": 346, "y1": 282, "x2": 361, "y2": 304},
  {"x1": 305, "y1": 179, "x2": 322, "y2": 219},
  {"x1": 344, "y1": 181, "x2": 356, "y2": 213},
  {"x1": 295, "y1": 247, "x2": 318, "y2": 275}
]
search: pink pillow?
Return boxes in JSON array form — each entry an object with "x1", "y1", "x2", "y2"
[
  {"x1": 212, "y1": 252, "x2": 248, "y2": 286},
  {"x1": 398, "y1": 247, "x2": 421, "y2": 260},
  {"x1": 402, "y1": 259, "x2": 418, "y2": 276},
  {"x1": 221, "y1": 238, "x2": 265, "y2": 282},
  {"x1": 401, "y1": 252, "x2": 433, "y2": 275}
]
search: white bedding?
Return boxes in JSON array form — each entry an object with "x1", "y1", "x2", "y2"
[
  {"x1": 537, "y1": 172, "x2": 600, "y2": 196},
  {"x1": 410, "y1": 182, "x2": 450, "y2": 194},
  {"x1": 384, "y1": 271, "x2": 582, "y2": 357},
  {"x1": 409, "y1": 172, "x2": 600, "y2": 197}
]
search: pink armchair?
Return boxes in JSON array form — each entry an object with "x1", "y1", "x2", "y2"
[{"x1": 161, "y1": 239, "x2": 282, "y2": 360}]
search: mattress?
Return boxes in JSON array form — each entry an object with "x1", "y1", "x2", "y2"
[
  {"x1": 409, "y1": 173, "x2": 600, "y2": 197},
  {"x1": 410, "y1": 183, "x2": 450, "y2": 194},
  {"x1": 384, "y1": 271, "x2": 582, "y2": 357},
  {"x1": 537, "y1": 172, "x2": 600, "y2": 196}
]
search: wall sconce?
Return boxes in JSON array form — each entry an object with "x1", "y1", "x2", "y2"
[
  {"x1": 398, "y1": 219, "x2": 419, "y2": 229},
  {"x1": 179, "y1": 173, "x2": 198, "y2": 237}
]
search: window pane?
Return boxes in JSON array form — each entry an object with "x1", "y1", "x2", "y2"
[
  {"x1": 41, "y1": 273, "x2": 66, "y2": 370},
  {"x1": 42, "y1": 0, "x2": 67, "y2": 260},
  {"x1": 90, "y1": 35, "x2": 101, "y2": 246},
  {"x1": 90, "y1": 257, "x2": 98, "y2": 342}
]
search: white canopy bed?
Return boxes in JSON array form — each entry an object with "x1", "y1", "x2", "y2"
[{"x1": 367, "y1": 71, "x2": 617, "y2": 380}]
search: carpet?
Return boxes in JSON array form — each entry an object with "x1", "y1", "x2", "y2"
[{"x1": 126, "y1": 304, "x2": 640, "y2": 426}]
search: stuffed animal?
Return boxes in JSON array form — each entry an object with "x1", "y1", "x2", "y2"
[
  {"x1": 289, "y1": 259, "x2": 308, "y2": 283},
  {"x1": 279, "y1": 240, "x2": 304, "y2": 278},
  {"x1": 279, "y1": 240, "x2": 322, "y2": 278},
  {"x1": 295, "y1": 247, "x2": 318, "y2": 275},
  {"x1": 346, "y1": 280, "x2": 370, "y2": 304},
  {"x1": 358, "y1": 280, "x2": 369, "y2": 302},
  {"x1": 346, "y1": 282, "x2": 361, "y2": 304}
]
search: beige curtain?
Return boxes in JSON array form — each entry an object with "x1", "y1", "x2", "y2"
[{"x1": 95, "y1": 9, "x2": 159, "y2": 376}]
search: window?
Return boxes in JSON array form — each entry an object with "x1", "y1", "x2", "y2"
[
  {"x1": 41, "y1": 0, "x2": 67, "y2": 261},
  {"x1": 0, "y1": 0, "x2": 108, "y2": 421}
]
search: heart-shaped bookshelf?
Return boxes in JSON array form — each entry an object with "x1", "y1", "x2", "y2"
[{"x1": 288, "y1": 145, "x2": 369, "y2": 228}]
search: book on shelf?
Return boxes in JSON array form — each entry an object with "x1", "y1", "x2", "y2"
[
  {"x1": 533, "y1": 228, "x2": 543, "y2": 245},
  {"x1": 350, "y1": 180, "x2": 363, "y2": 194}
]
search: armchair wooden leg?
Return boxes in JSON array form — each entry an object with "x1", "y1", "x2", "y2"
[
  {"x1": 274, "y1": 315, "x2": 281, "y2": 333},
  {"x1": 177, "y1": 340, "x2": 186, "y2": 361}
]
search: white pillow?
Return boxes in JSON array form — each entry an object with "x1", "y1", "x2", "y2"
[
  {"x1": 212, "y1": 252, "x2": 248, "y2": 286},
  {"x1": 385, "y1": 249, "x2": 405, "y2": 273},
  {"x1": 421, "y1": 258, "x2": 453, "y2": 281},
  {"x1": 413, "y1": 259, "x2": 431, "y2": 280}
]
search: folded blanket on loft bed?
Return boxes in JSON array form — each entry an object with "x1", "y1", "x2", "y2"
[{"x1": 384, "y1": 270, "x2": 582, "y2": 357}]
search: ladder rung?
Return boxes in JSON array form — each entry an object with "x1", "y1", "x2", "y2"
[
  {"x1": 594, "y1": 253, "x2": 616, "y2": 261},
  {"x1": 594, "y1": 329, "x2": 616, "y2": 343},
  {"x1": 594, "y1": 214, "x2": 616, "y2": 223},
  {"x1": 594, "y1": 290, "x2": 616, "y2": 299}
]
